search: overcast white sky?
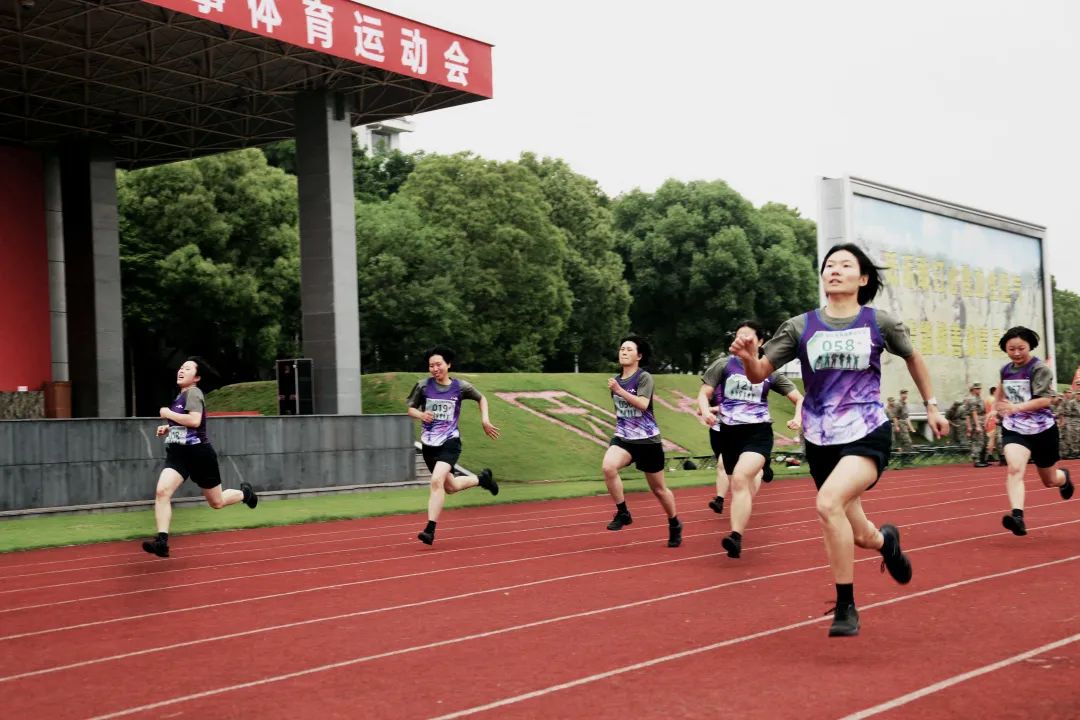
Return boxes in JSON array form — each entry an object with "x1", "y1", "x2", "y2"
[{"x1": 373, "y1": 1, "x2": 1080, "y2": 293}]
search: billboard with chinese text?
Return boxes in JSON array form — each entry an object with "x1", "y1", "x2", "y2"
[
  {"x1": 819, "y1": 177, "x2": 1053, "y2": 406},
  {"x1": 141, "y1": 0, "x2": 493, "y2": 97}
]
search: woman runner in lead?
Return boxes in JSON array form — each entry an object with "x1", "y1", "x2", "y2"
[
  {"x1": 407, "y1": 346, "x2": 500, "y2": 546},
  {"x1": 141, "y1": 357, "x2": 258, "y2": 558},
  {"x1": 699, "y1": 321, "x2": 803, "y2": 559},
  {"x1": 993, "y1": 326, "x2": 1074, "y2": 536},
  {"x1": 731, "y1": 244, "x2": 949, "y2": 637},
  {"x1": 602, "y1": 335, "x2": 683, "y2": 547}
]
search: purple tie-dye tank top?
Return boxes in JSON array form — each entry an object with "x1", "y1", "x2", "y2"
[
  {"x1": 164, "y1": 391, "x2": 209, "y2": 445},
  {"x1": 797, "y1": 306, "x2": 888, "y2": 446},
  {"x1": 613, "y1": 370, "x2": 660, "y2": 441},
  {"x1": 717, "y1": 357, "x2": 773, "y2": 427},
  {"x1": 421, "y1": 377, "x2": 463, "y2": 446},
  {"x1": 1000, "y1": 358, "x2": 1055, "y2": 435}
]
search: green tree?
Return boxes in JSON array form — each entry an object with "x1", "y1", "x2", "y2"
[
  {"x1": 118, "y1": 149, "x2": 300, "y2": 412},
  {"x1": 356, "y1": 153, "x2": 572, "y2": 371},
  {"x1": 518, "y1": 153, "x2": 630, "y2": 371},
  {"x1": 1053, "y1": 277, "x2": 1080, "y2": 384},
  {"x1": 262, "y1": 137, "x2": 418, "y2": 203}
]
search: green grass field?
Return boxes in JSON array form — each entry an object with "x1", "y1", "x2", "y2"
[{"x1": 207, "y1": 372, "x2": 804, "y2": 482}]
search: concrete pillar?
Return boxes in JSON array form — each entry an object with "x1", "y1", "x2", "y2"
[
  {"x1": 60, "y1": 142, "x2": 125, "y2": 417},
  {"x1": 294, "y1": 90, "x2": 362, "y2": 415},
  {"x1": 44, "y1": 152, "x2": 68, "y2": 383}
]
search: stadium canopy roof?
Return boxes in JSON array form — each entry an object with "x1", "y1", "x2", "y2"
[{"x1": 0, "y1": 0, "x2": 493, "y2": 168}]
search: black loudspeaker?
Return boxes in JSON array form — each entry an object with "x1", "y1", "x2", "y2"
[{"x1": 276, "y1": 358, "x2": 314, "y2": 415}]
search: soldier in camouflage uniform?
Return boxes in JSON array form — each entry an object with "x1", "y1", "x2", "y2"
[
  {"x1": 893, "y1": 389, "x2": 914, "y2": 453},
  {"x1": 1056, "y1": 389, "x2": 1078, "y2": 459},
  {"x1": 946, "y1": 399, "x2": 965, "y2": 445},
  {"x1": 964, "y1": 382, "x2": 989, "y2": 467},
  {"x1": 985, "y1": 386, "x2": 1004, "y2": 465}
]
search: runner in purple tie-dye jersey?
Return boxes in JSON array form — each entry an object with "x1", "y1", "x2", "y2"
[
  {"x1": 731, "y1": 244, "x2": 949, "y2": 638},
  {"x1": 993, "y1": 327, "x2": 1074, "y2": 537},
  {"x1": 602, "y1": 335, "x2": 683, "y2": 548},
  {"x1": 406, "y1": 346, "x2": 500, "y2": 546},
  {"x1": 699, "y1": 321, "x2": 803, "y2": 559}
]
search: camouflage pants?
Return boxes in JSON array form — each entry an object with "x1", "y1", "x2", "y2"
[
  {"x1": 949, "y1": 422, "x2": 964, "y2": 445},
  {"x1": 969, "y1": 425, "x2": 987, "y2": 462},
  {"x1": 895, "y1": 426, "x2": 913, "y2": 452},
  {"x1": 1066, "y1": 420, "x2": 1079, "y2": 457}
]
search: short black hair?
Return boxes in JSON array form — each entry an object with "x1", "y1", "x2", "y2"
[
  {"x1": 619, "y1": 334, "x2": 652, "y2": 364},
  {"x1": 186, "y1": 355, "x2": 218, "y2": 381},
  {"x1": 820, "y1": 243, "x2": 885, "y2": 305},
  {"x1": 998, "y1": 326, "x2": 1040, "y2": 352},
  {"x1": 423, "y1": 345, "x2": 456, "y2": 365},
  {"x1": 735, "y1": 319, "x2": 765, "y2": 341}
]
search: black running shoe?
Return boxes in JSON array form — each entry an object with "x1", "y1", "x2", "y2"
[
  {"x1": 606, "y1": 511, "x2": 633, "y2": 531},
  {"x1": 1002, "y1": 514, "x2": 1027, "y2": 536},
  {"x1": 417, "y1": 530, "x2": 435, "y2": 545},
  {"x1": 974, "y1": 461, "x2": 990, "y2": 468},
  {"x1": 667, "y1": 519, "x2": 683, "y2": 548},
  {"x1": 240, "y1": 482, "x2": 258, "y2": 509},
  {"x1": 708, "y1": 496, "x2": 724, "y2": 514},
  {"x1": 827, "y1": 603, "x2": 860, "y2": 637},
  {"x1": 141, "y1": 538, "x2": 169, "y2": 558},
  {"x1": 721, "y1": 533, "x2": 741, "y2": 559},
  {"x1": 762, "y1": 465, "x2": 774, "y2": 483},
  {"x1": 478, "y1": 468, "x2": 498, "y2": 496},
  {"x1": 879, "y1": 524, "x2": 912, "y2": 584},
  {"x1": 1060, "y1": 469, "x2": 1074, "y2": 501}
]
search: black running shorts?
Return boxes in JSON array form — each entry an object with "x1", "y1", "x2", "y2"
[
  {"x1": 164, "y1": 443, "x2": 222, "y2": 489},
  {"x1": 1002, "y1": 425, "x2": 1059, "y2": 468},
  {"x1": 716, "y1": 422, "x2": 774, "y2": 476},
  {"x1": 804, "y1": 421, "x2": 892, "y2": 491},
  {"x1": 610, "y1": 436, "x2": 666, "y2": 474},
  {"x1": 422, "y1": 437, "x2": 463, "y2": 473}
]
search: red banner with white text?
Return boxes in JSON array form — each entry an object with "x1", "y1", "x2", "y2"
[{"x1": 141, "y1": 0, "x2": 493, "y2": 97}]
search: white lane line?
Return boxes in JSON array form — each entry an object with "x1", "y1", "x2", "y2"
[
  {"x1": 84, "y1": 551, "x2": 1080, "y2": 720},
  {"x1": 426, "y1": 554, "x2": 1080, "y2": 720},
  {"x1": 0, "y1": 482, "x2": 1038, "y2": 616},
  {"x1": 0, "y1": 466, "x2": 979, "y2": 574},
  {"x1": 839, "y1": 633, "x2": 1080, "y2": 719},
  {"x1": 0, "y1": 472, "x2": 1009, "y2": 590},
  {"x1": 10, "y1": 515, "x2": 1080, "y2": 685}
]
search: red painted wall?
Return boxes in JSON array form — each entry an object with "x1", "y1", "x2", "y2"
[{"x1": 0, "y1": 146, "x2": 50, "y2": 391}]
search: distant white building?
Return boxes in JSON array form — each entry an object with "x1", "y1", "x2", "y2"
[{"x1": 356, "y1": 117, "x2": 415, "y2": 153}]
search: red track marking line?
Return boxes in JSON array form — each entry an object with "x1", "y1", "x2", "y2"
[
  {"x1": 0, "y1": 470, "x2": 1009, "y2": 585},
  {"x1": 424, "y1": 553, "x2": 1080, "y2": 720},
  {"x1": 83, "y1": 551, "x2": 1080, "y2": 720},
  {"x1": 0, "y1": 481, "x2": 1062, "y2": 617},
  {"x1": 0, "y1": 464, "x2": 984, "y2": 572},
  {"x1": 838, "y1": 632, "x2": 1080, "y2": 720},
  {"x1": 14, "y1": 514, "x2": 1080, "y2": 684}
]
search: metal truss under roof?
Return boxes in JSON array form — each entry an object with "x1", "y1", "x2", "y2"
[{"x1": 0, "y1": 1, "x2": 486, "y2": 168}]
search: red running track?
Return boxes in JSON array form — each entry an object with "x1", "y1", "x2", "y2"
[{"x1": 1, "y1": 462, "x2": 1078, "y2": 719}]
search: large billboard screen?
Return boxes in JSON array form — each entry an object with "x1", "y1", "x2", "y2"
[{"x1": 819, "y1": 177, "x2": 1053, "y2": 406}]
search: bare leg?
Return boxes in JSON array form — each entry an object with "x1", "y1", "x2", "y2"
[
  {"x1": 729, "y1": 452, "x2": 766, "y2": 534},
  {"x1": 427, "y1": 461, "x2": 455, "y2": 522},
  {"x1": 815, "y1": 456, "x2": 879, "y2": 584},
  {"x1": 153, "y1": 469, "x2": 185, "y2": 534},
  {"x1": 202, "y1": 485, "x2": 244, "y2": 509},
  {"x1": 1003, "y1": 443, "x2": 1030, "y2": 510},
  {"x1": 602, "y1": 445, "x2": 632, "y2": 504},
  {"x1": 644, "y1": 470, "x2": 677, "y2": 518}
]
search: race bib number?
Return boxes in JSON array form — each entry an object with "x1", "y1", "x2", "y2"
[
  {"x1": 1002, "y1": 379, "x2": 1031, "y2": 404},
  {"x1": 807, "y1": 327, "x2": 872, "y2": 372},
  {"x1": 165, "y1": 425, "x2": 186, "y2": 444},
  {"x1": 425, "y1": 398, "x2": 457, "y2": 422},
  {"x1": 724, "y1": 374, "x2": 764, "y2": 403},
  {"x1": 613, "y1": 395, "x2": 642, "y2": 419}
]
